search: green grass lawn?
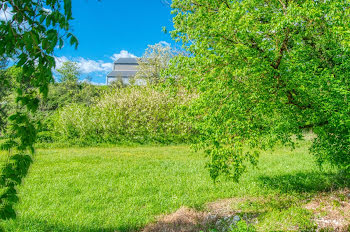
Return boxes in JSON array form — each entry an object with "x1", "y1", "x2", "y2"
[{"x1": 0, "y1": 142, "x2": 347, "y2": 231}]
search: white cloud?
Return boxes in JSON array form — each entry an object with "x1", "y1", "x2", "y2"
[
  {"x1": 54, "y1": 56, "x2": 70, "y2": 70},
  {"x1": 158, "y1": 41, "x2": 171, "y2": 47},
  {"x1": 54, "y1": 56, "x2": 112, "y2": 74},
  {"x1": 85, "y1": 81, "x2": 106, "y2": 86},
  {"x1": 53, "y1": 49, "x2": 137, "y2": 83},
  {"x1": 110, "y1": 50, "x2": 136, "y2": 61},
  {"x1": 101, "y1": 62, "x2": 113, "y2": 70},
  {"x1": 77, "y1": 57, "x2": 111, "y2": 73},
  {"x1": 55, "y1": 49, "x2": 137, "y2": 75}
]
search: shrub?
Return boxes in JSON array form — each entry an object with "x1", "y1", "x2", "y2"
[{"x1": 50, "y1": 86, "x2": 196, "y2": 145}]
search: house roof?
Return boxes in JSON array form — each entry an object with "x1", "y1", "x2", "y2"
[
  {"x1": 107, "y1": 70, "x2": 138, "y2": 77},
  {"x1": 114, "y1": 57, "x2": 138, "y2": 65}
]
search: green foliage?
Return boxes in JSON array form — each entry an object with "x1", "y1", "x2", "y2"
[
  {"x1": 49, "y1": 86, "x2": 196, "y2": 145},
  {"x1": 0, "y1": 65, "x2": 103, "y2": 144},
  {"x1": 0, "y1": 0, "x2": 75, "y2": 219},
  {"x1": 0, "y1": 59, "x2": 10, "y2": 134},
  {"x1": 0, "y1": 153, "x2": 32, "y2": 220},
  {"x1": 170, "y1": 0, "x2": 350, "y2": 180},
  {"x1": 229, "y1": 221, "x2": 256, "y2": 232},
  {"x1": 39, "y1": 79, "x2": 104, "y2": 113},
  {"x1": 36, "y1": 81, "x2": 104, "y2": 143},
  {"x1": 56, "y1": 61, "x2": 80, "y2": 83}
]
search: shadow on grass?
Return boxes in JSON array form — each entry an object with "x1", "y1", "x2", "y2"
[
  {"x1": 0, "y1": 218, "x2": 141, "y2": 232},
  {"x1": 2, "y1": 172, "x2": 348, "y2": 232},
  {"x1": 258, "y1": 171, "x2": 350, "y2": 194},
  {"x1": 228, "y1": 171, "x2": 350, "y2": 231}
]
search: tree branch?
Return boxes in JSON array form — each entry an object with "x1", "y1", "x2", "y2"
[
  {"x1": 271, "y1": 27, "x2": 290, "y2": 70},
  {"x1": 221, "y1": 0, "x2": 230, "y2": 9}
]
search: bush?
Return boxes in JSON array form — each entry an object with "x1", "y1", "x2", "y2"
[{"x1": 49, "y1": 86, "x2": 196, "y2": 145}]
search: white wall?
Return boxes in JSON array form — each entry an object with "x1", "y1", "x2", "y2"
[
  {"x1": 107, "y1": 77, "x2": 146, "y2": 86},
  {"x1": 114, "y1": 64, "x2": 139, "y2": 71}
]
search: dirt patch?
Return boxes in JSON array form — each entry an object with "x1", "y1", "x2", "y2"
[
  {"x1": 142, "y1": 200, "x2": 245, "y2": 232},
  {"x1": 141, "y1": 207, "x2": 211, "y2": 232},
  {"x1": 206, "y1": 198, "x2": 240, "y2": 216},
  {"x1": 142, "y1": 199, "x2": 257, "y2": 232},
  {"x1": 304, "y1": 188, "x2": 350, "y2": 231},
  {"x1": 142, "y1": 189, "x2": 350, "y2": 232}
]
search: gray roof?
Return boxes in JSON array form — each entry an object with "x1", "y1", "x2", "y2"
[
  {"x1": 107, "y1": 70, "x2": 137, "y2": 77},
  {"x1": 114, "y1": 57, "x2": 138, "y2": 65}
]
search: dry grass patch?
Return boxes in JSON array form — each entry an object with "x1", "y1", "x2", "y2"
[
  {"x1": 142, "y1": 189, "x2": 350, "y2": 232},
  {"x1": 206, "y1": 198, "x2": 240, "y2": 216},
  {"x1": 142, "y1": 207, "x2": 211, "y2": 232},
  {"x1": 142, "y1": 198, "x2": 258, "y2": 232},
  {"x1": 304, "y1": 188, "x2": 350, "y2": 231},
  {"x1": 142, "y1": 200, "x2": 248, "y2": 232}
]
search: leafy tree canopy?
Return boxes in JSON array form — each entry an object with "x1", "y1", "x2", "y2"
[
  {"x1": 0, "y1": 58, "x2": 10, "y2": 133},
  {"x1": 0, "y1": 0, "x2": 76, "y2": 219},
  {"x1": 170, "y1": 0, "x2": 350, "y2": 181},
  {"x1": 56, "y1": 61, "x2": 80, "y2": 83}
]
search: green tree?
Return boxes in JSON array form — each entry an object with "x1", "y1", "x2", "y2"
[
  {"x1": 54, "y1": 60, "x2": 81, "y2": 107},
  {"x1": 0, "y1": 66, "x2": 24, "y2": 135},
  {"x1": 170, "y1": 0, "x2": 350, "y2": 181},
  {"x1": 0, "y1": 0, "x2": 76, "y2": 219},
  {"x1": 57, "y1": 61, "x2": 80, "y2": 83},
  {"x1": 38, "y1": 61, "x2": 101, "y2": 113},
  {"x1": 0, "y1": 58, "x2": 10, "y2": 133}
]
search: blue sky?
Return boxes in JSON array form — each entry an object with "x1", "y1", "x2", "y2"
[{"x1": 54, "y1": 0, "x2": 174, "y2": 84}]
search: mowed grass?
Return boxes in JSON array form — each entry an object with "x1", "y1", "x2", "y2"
[{"x1": 0, "y1": 142, "x2": 347, "y2": 231}]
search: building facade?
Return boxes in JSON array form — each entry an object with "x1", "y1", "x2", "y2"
[{"x1": 106, "y1": 58, "x2": 139, "y2": 85}]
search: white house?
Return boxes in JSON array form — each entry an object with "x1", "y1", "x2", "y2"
[{"x1": 106, "y1": 58, "x2": 139, "y2": 85}]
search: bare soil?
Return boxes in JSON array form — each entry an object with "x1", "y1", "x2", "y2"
[
  {"x1": 142, "y1": 189, "x2": 350, "y2": 232},
  {"x1": 304, "y1": 188, "x2": 350, "y2": 232}
]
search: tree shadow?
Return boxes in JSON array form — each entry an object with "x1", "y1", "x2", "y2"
[
  {"x1": 0, "y1": 217, "x2": 141, "y2": 232},
  {"x1": 258, "y1": 171, "x2": 350, "y2": 194}
]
